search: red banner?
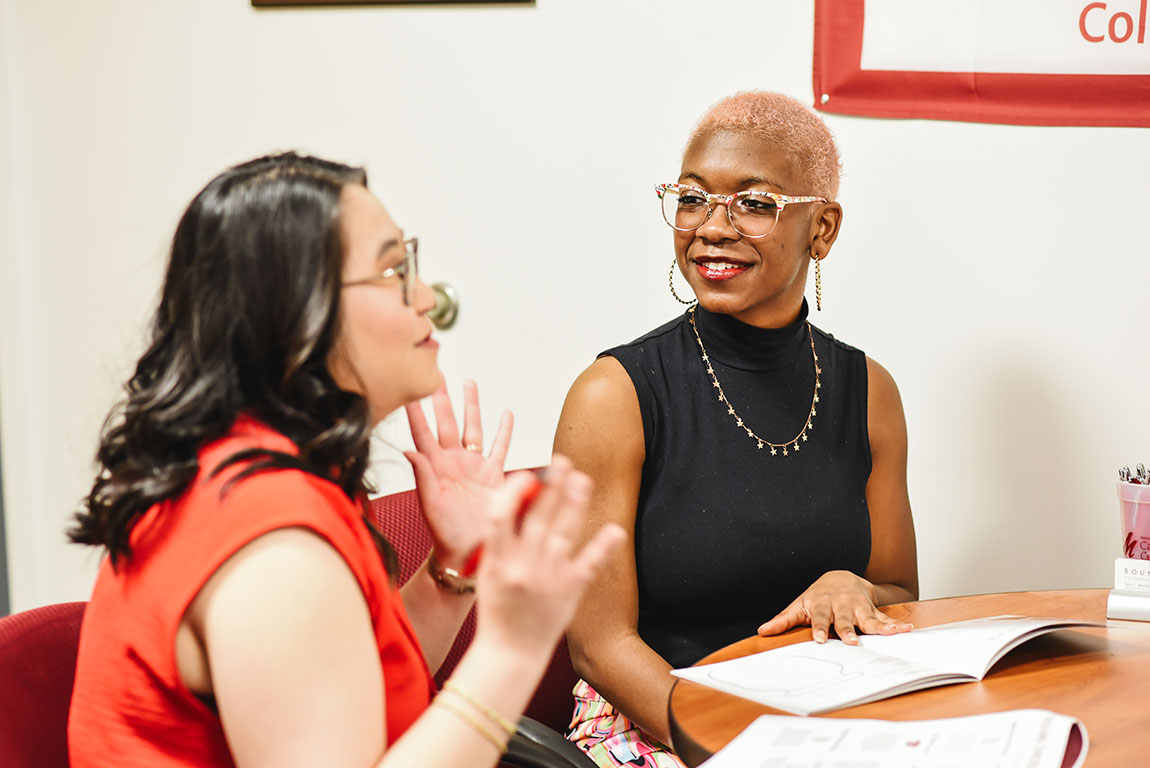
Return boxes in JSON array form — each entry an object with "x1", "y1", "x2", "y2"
[{"x1": 813, "y1": 0, "x2": 1150, "y2": 126}]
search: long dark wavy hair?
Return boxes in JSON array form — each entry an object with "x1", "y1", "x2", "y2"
[{"x1": 70, "y1": 152, "x2": 395, "y2": 574}]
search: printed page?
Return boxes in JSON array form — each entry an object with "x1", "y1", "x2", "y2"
[
  {"x1": 699, "y1": 709, "x2": 1087, "y2": 768},
  {"x1": 672, "y1": 641, "x2": 957, "y2": 716},
  {"x1": 857, "y1": 616, "x2": 1097, "y2": 679}
]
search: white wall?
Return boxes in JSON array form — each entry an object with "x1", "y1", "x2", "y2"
[
  {"x1": 0, "y1": 0, "x2": 15, "y2": 614},
  {"x1": 1, "y1": 0, "x2": 1146, "y2": 613}
]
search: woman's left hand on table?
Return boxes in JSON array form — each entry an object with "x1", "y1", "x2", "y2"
[
  {"x1": 757, "y1": 570, "x2": 914, "y2": 645},
  {"x1": 405, "y1": 378, "x2": 513, "y2": 569}
]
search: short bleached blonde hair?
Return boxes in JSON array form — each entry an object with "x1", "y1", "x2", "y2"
[{"x1": 687, "y1": 91, "x2": 841, "y2": 201}]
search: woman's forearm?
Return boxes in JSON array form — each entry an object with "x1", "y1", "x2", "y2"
[
  {"x1": 399, "y1": 559, "x2": 477, "y2": 673},
  {"x1": 571, "y1": 633, "x2": 677, "y2": 744},
  {"x1": 379, "y1": 631, "x2": 552, "y2": 768}
]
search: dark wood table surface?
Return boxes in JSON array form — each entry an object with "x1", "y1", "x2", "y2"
[{"x1": 669, "y1": 589, "x2": 1150, "y2": 767}]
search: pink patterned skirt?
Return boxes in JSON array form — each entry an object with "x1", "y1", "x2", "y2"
[{"x1": 567, "y1": 680, "x2": 686, "y2": 768}]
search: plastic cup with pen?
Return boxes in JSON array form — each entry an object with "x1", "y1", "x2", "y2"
[{"x1": 1118, "y1": 479, "x2": 1150, "y2": 561}]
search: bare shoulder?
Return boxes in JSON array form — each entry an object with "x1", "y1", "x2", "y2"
[
  {"x1": 188, "y1": 527, "x2": 371, "y2": 647},
  {"x1": 865, "y1": 356, "x2": 907, "y2": 457},
  {"x1": 866, "y1": 356, "x2": 902, "y2": 407},
  {"x1": 562, "y1": 356, "x2": 638, "y2": 417},
  {"x1": 555, "y1": 356, "x2": 644, "y2": 469}
]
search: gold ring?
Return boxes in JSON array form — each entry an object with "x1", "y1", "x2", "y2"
[{"x1": 464, "y1": 443, "x2": 482, "y2": 453}]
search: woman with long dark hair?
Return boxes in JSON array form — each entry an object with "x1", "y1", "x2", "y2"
[{"x1": 68, "y1": 152, "x2": 624, "y2": 767}]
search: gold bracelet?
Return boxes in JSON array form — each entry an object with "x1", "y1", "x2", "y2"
[
  {"x1": 427, "y1": 551, "x2": 477, "y2": 595},
  {"x1": 442, "y1": 680, "x2": 517, "y2": 736},
  {"x1": 434, "y1": 695, "x2": 508, "y2": 753}
]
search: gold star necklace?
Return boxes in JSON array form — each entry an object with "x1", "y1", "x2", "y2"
[{"x1": 687, "y1": 306, "x2": 821, "y2": 457}]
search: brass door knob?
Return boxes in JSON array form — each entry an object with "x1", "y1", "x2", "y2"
[{"x1": 429, "y1": 282, "x2": 459, "y2": 330}]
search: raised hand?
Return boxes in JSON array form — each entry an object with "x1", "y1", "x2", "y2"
[
  {"x1": 404, "y1": 379, "x2": 513, "y2": 569},
  {"x1": 475, "y1": 458, "x2": 626, "y2": 659},
  {"x1": 757, "y1": 570, "x2": 913, "y2": 645}
]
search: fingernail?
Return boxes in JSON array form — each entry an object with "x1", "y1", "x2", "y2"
[{"x1": 814, "y1": 631, "x2": 826, "y2": 643}]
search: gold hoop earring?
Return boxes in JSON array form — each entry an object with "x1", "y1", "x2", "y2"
[
  {"x1": 812, "y1": 253, "x2": 823, "y2": 311},
  {"x1": 669, "y1": 258, "x2": 697, "y2": 305}
]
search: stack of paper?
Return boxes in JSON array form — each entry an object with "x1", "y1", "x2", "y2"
[{"x1": 698, "y1": 709, "x2": 1086, "y2": 768}]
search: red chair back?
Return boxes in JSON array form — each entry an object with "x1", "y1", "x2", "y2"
[
  {"x1": 368, "y1": 486, "x2": 578, "y2": 734},
  {"x1": 0, "y1": 601, "x2": 87, "y2": 768}
]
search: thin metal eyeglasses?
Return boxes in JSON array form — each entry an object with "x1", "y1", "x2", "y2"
[
  {"x1": 655, "y1": 183, "x2": 826, "y2": 239},
  {"x1": 341, "y1": 236, "x2": 419, "y2": 306}
]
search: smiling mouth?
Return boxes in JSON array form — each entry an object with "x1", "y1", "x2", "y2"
[{"x1": 693, "y1": 258, "x2": 751, "y2": 282}]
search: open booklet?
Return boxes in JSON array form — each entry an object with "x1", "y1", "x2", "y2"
[
  {"x1": 671, "y1": 615, "x2": 1100, "y2": 716},
  {"x1": 697, "y1": 709, "x2": 1087, "y2": 768}
]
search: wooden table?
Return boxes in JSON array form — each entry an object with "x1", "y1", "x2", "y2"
[{"x1": 669, "y1": 589, "x2": 1150, "y2": 767}]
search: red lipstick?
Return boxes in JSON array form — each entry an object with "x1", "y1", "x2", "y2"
[{"x1": 695, "y1": 260, "x2": 750, "y2": 282}]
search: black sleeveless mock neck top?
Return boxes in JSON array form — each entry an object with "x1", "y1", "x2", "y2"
[{"x1": 601, "y1": 301, "x2": 872, "y2": 668}]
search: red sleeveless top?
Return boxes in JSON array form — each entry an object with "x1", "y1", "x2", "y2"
[{"x1": 69, "y1": 416, "x2": 432, "y2": 766}]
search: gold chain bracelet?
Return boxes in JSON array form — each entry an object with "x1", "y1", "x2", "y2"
[
  {"x1": 433, "y1": 696, "x2": 508, "y2": 753},
  {"x1": 442, "y1": 681, "x2": 518, "y2": 736}
]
